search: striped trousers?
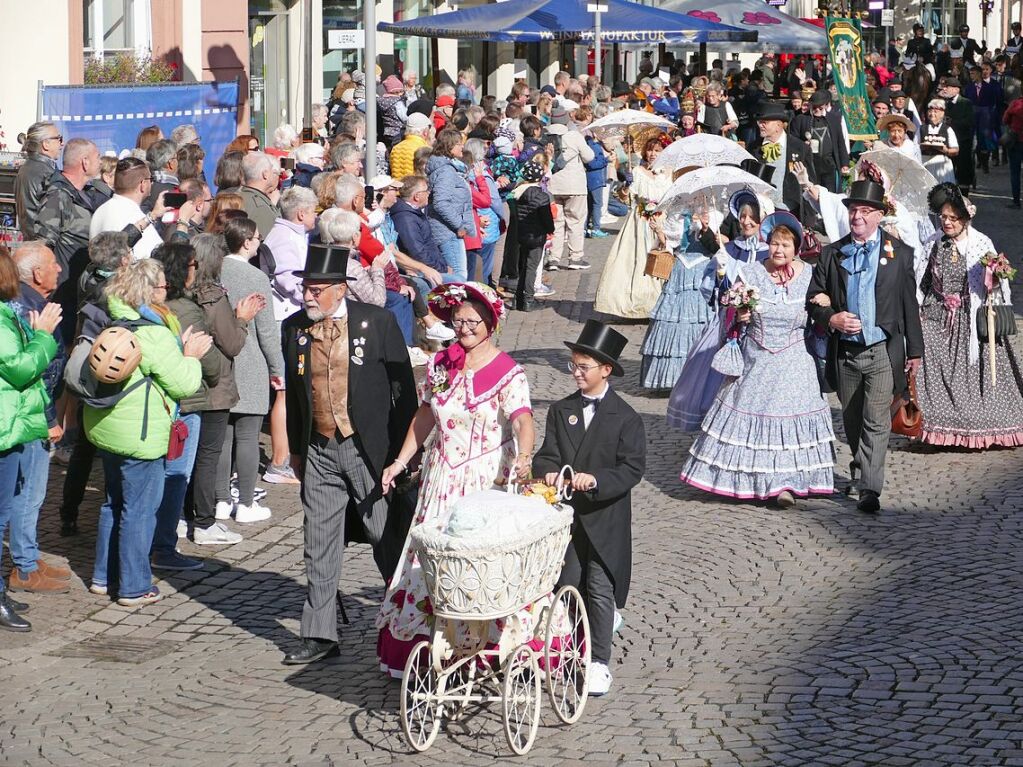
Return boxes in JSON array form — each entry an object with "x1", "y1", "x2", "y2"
[{"x1": 836, "y1": 342, "x2": 894, "y2": 497}]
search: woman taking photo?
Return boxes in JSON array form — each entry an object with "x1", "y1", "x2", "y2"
[
  {"x1": 915, "y1": 184, "x2": 1023, "y2": 447},
  {"x1": 426, "y1": 129, "x2": 476, "y2": 282},
  {"x1": 376, "y1": 283, "x2": 535, "y2": 677},
  {"x1": 0, "y1": 247, "x2": 60, "y2": 630},
  {"x1": 680, "y1": 213, "x2": 835, "y2": 506},
  {"x1": 86, "y1": 259, "x2": 209, "y2": 606},
  {"x1": 594, "y1": 136, "x2": 673, "y2": 319}
]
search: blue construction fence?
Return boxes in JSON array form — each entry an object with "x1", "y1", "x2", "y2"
[{"x1": 39, "y1": 80, "x2": 241, "y2": 192}]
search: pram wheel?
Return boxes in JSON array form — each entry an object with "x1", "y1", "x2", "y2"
[
  {"x1": 545, "y1": 585, "x2": 590, "y2": 724},
  {"x1": 400, "y1": 640, "x2": 441, "y2": 752},
  {"x1": 502, "y1": 644, "x2": 541, "y2": 755}
]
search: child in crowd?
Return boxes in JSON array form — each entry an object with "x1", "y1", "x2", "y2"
[
  {"x1": 533, "y1": 320, "x2": 647, "y2": 697},
  {"x1": 511, "y1": 160, "x2": 555, "y2": 311}
]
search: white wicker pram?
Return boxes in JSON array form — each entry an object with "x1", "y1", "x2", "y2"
[{"x1": 399, "y1": 467, "x2": 591, "y2": 755}]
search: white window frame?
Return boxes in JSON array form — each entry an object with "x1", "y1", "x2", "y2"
[{"x1": 84, "y1": 0, "x2": 152, "y2": 59}]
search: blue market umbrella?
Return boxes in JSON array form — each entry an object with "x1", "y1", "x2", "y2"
[{"x1": 378, "y1": 0, "x2": 757, "y2": 44}]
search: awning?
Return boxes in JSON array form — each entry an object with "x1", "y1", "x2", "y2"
[
  {"x1": 654, "y1": 0, "x2": 827, "y2": 53},
  {"x1": 378, "y1": 0, "x2": 758, "y2": 45}
]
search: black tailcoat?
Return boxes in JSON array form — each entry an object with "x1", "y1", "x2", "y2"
[
  {"x1": 806, "y1": 233, "x2": 924, "y2": 396},
  {"x1": 748, "y1": 133, "x2": 816, "y2": 216},
  {"x1": 533, "y1": 388, "x2": 646, "y2": 608},
  {"x1": 282, "y1": 299, "x2": 418, "y2": 478}
]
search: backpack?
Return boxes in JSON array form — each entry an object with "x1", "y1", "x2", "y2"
[
  {"x1": 254, "y1": 241, "x2": 277, "y2": 280},
  {"x1": 541, "y1": 130, "x2": 568, "y2": 174},
  {"x1": 64, "y1": 312, "x2": 161, "y2": 440}
]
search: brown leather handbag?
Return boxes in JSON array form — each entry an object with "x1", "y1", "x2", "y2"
[{"x1": 891, "y1": 368, "x2": 923, "y2": 438}]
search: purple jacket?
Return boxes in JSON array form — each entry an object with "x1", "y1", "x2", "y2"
[{"x1": 263, "y1": 217, "x2": 309, "y2": 321}]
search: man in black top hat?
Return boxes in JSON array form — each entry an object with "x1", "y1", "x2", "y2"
[
  {"x1": 905, "y1": 23, "x2": 934, "y2": 68},
  {"x1": 940, "y1": 75, "x2": 977, "y2": 193},
  {"x1": 748, "y1": 101, "x2": 816, "y2": 217},
  {"x1": 807, "y1": 181, "x2": 923, "y2": 514},
  {"x1": 803, "y1": 90, "x2": 849, "y2": 193},
  {"x1": 281, "y1": 244, "x2": 417, "y2": 665},
  {"x1": 533, "y1": 319, "x2": 646, "y2": 698}
]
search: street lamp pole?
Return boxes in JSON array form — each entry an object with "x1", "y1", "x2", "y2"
[
  {"x1": 588, "y1": 3, "x2": 608, "y2": 83},
  {"x1": 364, "y1": 0, "x2": 377, "y2": 179}
]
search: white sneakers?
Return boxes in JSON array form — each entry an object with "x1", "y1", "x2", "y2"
[
  {"x1": 613, "y1": 610, "x2": 624, "y2": 634},
  {"x1": 234, "y1": 501, "x2": 272, "y2": 524},
  {"x1": 176, "y1": 520, "x2": 188, "y2": 538},
  {"x1": 587, "y1": 662, "x2": 613, "y2": 697},
  {"x1": 215, "y1": 501, "x2": 234, "y2": 521},
  {"x1": 425, "y1": 322, "x2": 456, "y2": 341},
  {"x1": 192, "y1": 522, "x2": 243, "y2": 546}
]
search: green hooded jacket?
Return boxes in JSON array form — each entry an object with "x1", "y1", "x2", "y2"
[{"x1": 0, "y1": 302, "x2": 56, "y2": 452}]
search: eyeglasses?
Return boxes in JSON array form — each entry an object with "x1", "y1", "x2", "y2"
[
  {"x1": 567, "y1": 361, "x2": 601, "y2": 373},
  {"x1": 44, "y1": 134, "x2": 63, "y2": 144},
  {"x1": 451, "y1": 318, "x2": 484, "y2": 330},
  {"x1": 938, "y1": 213, "x2": 961, "y2": 222},
  {"x1": 154, "y1": 284, "x2": 168, "y2": 290},
  {"x1": 303, "y1": 284, "x2": 337, "y2": 298}
]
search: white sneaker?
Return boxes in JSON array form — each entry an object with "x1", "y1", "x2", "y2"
[
  {"x1": 408, "y1": 346, "x2": 431, "y2": 367},
  {"x1": 234, "y1": 501, "x2": 272, "y2": 524},
  {"x1": 613, "y1": 610, "x2": 624, "y2": 634},
  {"x1": 215, "y1": 501, "x2": 234, "y2": 521},
  {"x1": 587, "y1": 662, "x2": 613, "y2": 697},
  {"x1": 192, "y1": 522, "x2": 243, "y2": 546},
  {"x1": 176, "y1": 520, "x2": 188, "y2": 538},
  {"x1": 425, "y1": 322, "x2": 455, "y2": 341}
]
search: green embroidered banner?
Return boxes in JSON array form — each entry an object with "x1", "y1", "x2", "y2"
[{"x1": 826, "y1": 17, "x2": 877, "y2": 141}]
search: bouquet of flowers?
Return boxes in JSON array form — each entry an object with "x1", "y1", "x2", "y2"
[
  {"x1": 980, "y1": 251, "x2": 1017, "y2": 285},
  {"x1": 521, "y1": 482, "x2": 561, "y2": 505},
  {"x1": 720, "y1": 283, "x2": 761, "y2": 312},
  {"x1": 637, "y1": 196, "x2": 662, "y2": 220}
]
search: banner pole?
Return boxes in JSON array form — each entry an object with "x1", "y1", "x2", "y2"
[
  {"x1": 365, "y1": 0, "x2": 377, "y2": 180},
  {"x1": 37, "y1": 80, "x2": 43, "y2": 121}
]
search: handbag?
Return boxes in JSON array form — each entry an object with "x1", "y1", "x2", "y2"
[
  {"x1": 891, "y1": 368, "x2": 923, "y2": 438},
  {"x1": 643, "y1": 249, "x2": 675, "y2": 280},
  {"x1": 976, "y1": 304, "x2": 1017, "y2": 341},
  {"x1": 999, "y1": 129, "x2": 1018, "y2": 148},
  {"x1": 798, "y1": 228, "x2": 823, "y2": 262},
  {"x1": 166, "y1": 418, "x2": 190, "y2": 461}
]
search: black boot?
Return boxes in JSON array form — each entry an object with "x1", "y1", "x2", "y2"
[
  {"x1": 282, "y1": 637, "x2": 340, "y2": 665},
  {"x1": 0, "y1": 594, "x2": 31, "y2": 632}
]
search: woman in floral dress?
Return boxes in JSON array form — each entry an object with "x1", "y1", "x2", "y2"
[
  {"x1": 916, "y1": 184, "x2": 1023, "y2": 447},
  {"x1": 376, "y1": 282, "x2": 538, "y2": 677},
  {"x1": 679, "y1": 212, "x2": 836, "y2": 506}
]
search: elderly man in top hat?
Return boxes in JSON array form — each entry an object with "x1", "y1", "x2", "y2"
[
  {"x1": 806, "y1": 180, "x2": 923, "y2": 514},
  {"x1": 281, "y1": 244, "x2": 417, "y2": 665},
  {"x1": 940, "y1": 75, "x2": 977, "y2": 194},
  {"x1": 748, "y1": 101, "x2": 816, "y2": 217}
]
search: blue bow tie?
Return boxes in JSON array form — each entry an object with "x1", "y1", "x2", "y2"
[{"x1": 840, "y1": 240, "x2": 874, "y2": 274}]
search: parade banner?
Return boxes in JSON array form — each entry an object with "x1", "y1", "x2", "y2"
[
  {"x1": 826, "y1": 17, "x2": 877, "y2": 141},
  {"x1": 39, "y1": 80, "x2": 240, "y2": 192}
]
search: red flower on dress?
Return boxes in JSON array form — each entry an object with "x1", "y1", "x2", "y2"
[
  {"x1": 742, "y1": 11, "x2": 781, "y2": 24},
  {"x1": 392, "y1": 589, "x2": 407, "y2": 607},
  {"x1": 688, "y1": 9, "x2": 721, "y2": 23}
]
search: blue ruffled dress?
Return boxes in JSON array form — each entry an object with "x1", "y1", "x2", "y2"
[
  {"x1": 666, "y1": 238, "x2": 769, "y2": 431},
  {"x1": 640, "y1": 225, "x2": 714, "y2": 390}
]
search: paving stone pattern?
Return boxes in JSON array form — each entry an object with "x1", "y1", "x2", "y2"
[{"x1": 2, "y1": 169, "x2": 1023, "y2": 766}]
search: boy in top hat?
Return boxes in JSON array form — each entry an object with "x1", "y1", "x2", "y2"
[{"x1": 533, "y1": 320, "x2": 646, "y2": 697}]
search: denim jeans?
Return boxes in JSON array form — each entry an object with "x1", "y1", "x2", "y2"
[
  {"x1": 438, "y1": 237, "x2": 468, "y2": 281},
  {"x1": 587, "y1": 187, "x2": 605, "y2": 232},
  {"x1": 385, "y1": 289, "x2": 415, "y2": 346},
  {"x1": 1009, "y1": 142, "x2": 1023, "y2": 203},
  {"x1": 465, "y1": 240, "x2": 497, "y2": 286},
  {"x1": 8, "y1": 439, "x2": 48, "y2": 575},
  {"x1": 0, "y1": 444, "x2": 27, "y2": 595},
  {"x1": 93, "y1": 450, "x2": 166, "y2": 598},
  {"x1": 151, "y1": 412, "x2": 201, "y2": 557}
]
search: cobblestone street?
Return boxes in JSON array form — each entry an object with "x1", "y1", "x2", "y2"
[{"x1": 2, "y1": 168, "x2": 1023, "y2": 767}]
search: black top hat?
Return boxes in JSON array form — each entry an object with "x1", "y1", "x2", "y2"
[
  {"x1": 612, "y1": 80, "x2": 632, "y2": 97},
  {"x1": 842, "y1": 180, "x2": 887, "y2": 211},
  {"x1": 296, "y1": 244, "x2": 354, "y2": 282},
  {"x1": 565, "y1": 320, "x2": 627, "y2": 377},
  {"x1": 809, "y1": 89, "x2": 832, "y2": 107},
  {"x1": 756, "y1": 101, "x2": 790, "y2": 122},
  {"x1": 940, "y1": 75, "x2": 962, "y2": 88},
  {"x1": 739, "y1": 159, "x2": 777, "y2": 188}
]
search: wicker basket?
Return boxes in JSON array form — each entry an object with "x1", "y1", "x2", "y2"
[
  {"x1": 410, "y1": 506, "x2": 573, "y2": 620},
  {"x1": 644, "y1": 249, "x2": 674, "y2": 280}
]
